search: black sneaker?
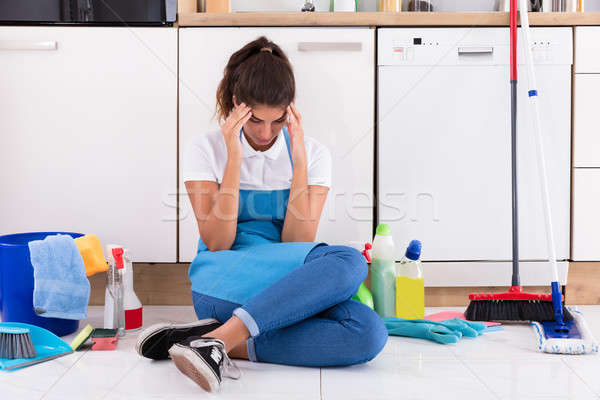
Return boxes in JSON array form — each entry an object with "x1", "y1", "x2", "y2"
[
  {"x1": 168, "y1": 336, "x2": 241, "y2": 392},
  {"x1": 135, "y1": 319, "x2": 222, "y2": 360}
]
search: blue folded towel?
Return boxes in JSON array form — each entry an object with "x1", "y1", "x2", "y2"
[{"x1": 28, "y1": 234, "x2": 90, "y2": 320}]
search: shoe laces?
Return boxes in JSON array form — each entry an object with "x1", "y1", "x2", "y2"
[{"x1": 190, "y1": 338, "x2": 241, "y2": 380}]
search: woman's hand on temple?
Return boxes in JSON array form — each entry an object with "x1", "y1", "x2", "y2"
[
  {"x1": 286, "y1": 103, "x2": 307, "y2": 167},
  {"x1": 221, "y1": 102, "x2": 252, "y2": 161}
]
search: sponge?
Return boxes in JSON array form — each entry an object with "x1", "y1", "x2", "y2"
[
  {"x1": 70, "y1": 324, "x2": 94, "y2": 351},
  {"x1": 91, "y1": 329, "x2": 119, "y2": 351},
  {"x1": 74, "y1": 234, "x2": 109, "y2": 277},
  {"x1": 70, "y1": 326, "x2": 120, "y2": 351}
]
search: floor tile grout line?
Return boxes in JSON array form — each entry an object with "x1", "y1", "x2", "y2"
[
  {"x1": 40, "y1": 349, "x2": 89, "y2": 399},
  {"x1": 456, "y1": 357, "x2": 502, "y2": 400},
  {"x1": 560, "y1": 356, "x2": 600, "y2": 398},
  {"x1": 320, "y1": 368, "x2": 323, "y2": 400}
]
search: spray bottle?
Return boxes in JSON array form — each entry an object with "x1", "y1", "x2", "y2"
[
  {"x1": 104, "y1": 244, "x2": 142, "y2": 332},
  {"x1": 104, "y1": 247, "x2": 125, "y2": 336}
]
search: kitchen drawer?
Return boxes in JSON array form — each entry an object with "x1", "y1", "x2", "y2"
[
  {"x1": 572, "y1": 169, "x2": 600, "y2": 261},
  {"x1": 574, "y1": 74, "x2": 600, "y2": 167},
  {"x1": 575, "y1": 27, "x2": 600, "y2": 73}
]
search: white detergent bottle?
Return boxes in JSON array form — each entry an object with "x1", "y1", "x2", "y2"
[
  {"x1": 371, "y1": 224, "x2": 397, "y2": 318},
  {"x1": 123, "y1": 249, "x2": 143, "y2": 331}
]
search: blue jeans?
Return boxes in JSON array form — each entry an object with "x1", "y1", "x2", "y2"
[{"x1": 192, "y1": 244, "x2": 388, "y2": 367}]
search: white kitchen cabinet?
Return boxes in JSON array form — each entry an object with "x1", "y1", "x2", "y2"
[
  {"x1": 378, "y1": 28, "x2": 571, "y2": 266},
  {"x1": 574, "y1": 74, "x2": 600, "y2": 167},
  {"x1": 572, "y1": 169, "x2": 600, "y2": 261},
  {"x1": 575, "y1": 26, "x2": 600, "y2": 73},
  {"x1": 0, "y1": 27, "x2": 177, "y2": 262},
  {"x1": 179, "y1": 27, "x2": 375, "y2": 262},
  {"x1": 573, "y1": 27, "x2": 600, "y2": 260}
]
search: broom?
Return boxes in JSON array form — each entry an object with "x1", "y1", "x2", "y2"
[{"x1": 465, "y1": 0, "x2": 572, "y2": 323}]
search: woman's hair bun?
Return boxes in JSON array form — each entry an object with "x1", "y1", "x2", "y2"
[{"x1": 215, "y1": 37, "x2": 295, "y2": 122}]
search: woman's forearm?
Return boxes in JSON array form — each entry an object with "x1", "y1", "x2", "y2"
[
  {"x1": 200, "y1": 159, "x2": 242, "y2": 251},
  {"x1": 281, "y1": 160, "x2": 315, "y2": 242}
]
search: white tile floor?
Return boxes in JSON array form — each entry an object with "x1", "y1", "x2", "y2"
[{"x1": 2, "y1": 306, "x2": 600, "y2": 400}]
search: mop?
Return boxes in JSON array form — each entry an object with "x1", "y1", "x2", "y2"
[
  {"x1": 465, "y1": 0, "x2": 572, "y2": 323},
  {"x1": 518, "y1": 0, "x2": 598, "y2": 354}
]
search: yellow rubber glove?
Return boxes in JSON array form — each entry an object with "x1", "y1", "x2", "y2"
[{"x1": 74, "y1": 234, "x2": 109, "y2": 277}]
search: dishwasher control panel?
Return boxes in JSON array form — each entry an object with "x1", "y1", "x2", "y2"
[
  {"x1": 379, "y1": 28, "x2": 572, "y2": 66},
  {"x1": 392, "y1": 36, "x2": 440, "y2": 61}
]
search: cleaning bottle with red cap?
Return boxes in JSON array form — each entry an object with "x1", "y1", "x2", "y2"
[{"x1": 105, "y1": 244, "x2": 143, "y2": 332}]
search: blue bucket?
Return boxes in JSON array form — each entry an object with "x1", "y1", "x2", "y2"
[{"x1": 0, "y1": 232, "x2": 84, "y2": 337}]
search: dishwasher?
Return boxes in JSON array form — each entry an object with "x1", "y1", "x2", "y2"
[{"x1": 377, "y1": 28, "x2": 572, "y2": 287}]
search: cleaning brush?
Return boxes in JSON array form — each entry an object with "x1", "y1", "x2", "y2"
[
  {"x1": 0, "y1": 322, "x2": 73, "y2": 371},
  {"x1": 465, "y1": 287, "x2": 573, "y2": 322},
  {"x1": 0, "y1": 326, "x2": 37, "y2": 359}
]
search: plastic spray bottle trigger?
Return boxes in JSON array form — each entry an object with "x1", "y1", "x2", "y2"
[{"x1": 362, "y1": 243, "x2": 372, "y2": 262}]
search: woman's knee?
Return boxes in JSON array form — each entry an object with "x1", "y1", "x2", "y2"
[
  {"x1": 324, "y1": 245, "x2": 368, "y2": 290},
  {"x1": 345, "y1": 301, "x2": 388, "y2": 365},
  {"x1": 192, "y1": 292, "x2": 216, "y2": 320},
  {"x1": 192, "y1": 292, "x2": 239, "y2": 323}
]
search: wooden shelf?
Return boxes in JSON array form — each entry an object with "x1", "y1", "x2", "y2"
[{"x1": 179, "y1": 11, "x2": 600, "y2": 27}]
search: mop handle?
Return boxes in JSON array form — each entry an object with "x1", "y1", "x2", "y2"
[
  {"x1": 510, "y1": 0, "x2": 520, "y2": 287},
  {"x1": 518, "y1": 0, "x2": 560, "y2": 283}
]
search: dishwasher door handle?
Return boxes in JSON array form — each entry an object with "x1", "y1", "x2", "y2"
[
  {"x1": 457, "y1": 46, "x2": 494, "y2": 55},
  {"x1": 0, "y1": 40, "x2": 58, "y2": 51},
  {"x1": 298, "y1": 42, "x2": 362, "y2": 52}
]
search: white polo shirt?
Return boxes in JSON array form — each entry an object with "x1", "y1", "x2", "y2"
[{"x1": 182, "y1": 129, "x2": 332, "y2": 190}]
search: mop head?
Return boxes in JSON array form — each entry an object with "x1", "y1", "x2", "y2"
[{"x1": 532, "y1": 308, "x2": 599, "y2": 355}]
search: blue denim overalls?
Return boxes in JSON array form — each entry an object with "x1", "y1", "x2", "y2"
[{"x1": 189, "y1": 126, "x2": 325, "y2": 304}]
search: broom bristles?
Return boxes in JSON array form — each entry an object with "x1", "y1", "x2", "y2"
[
  {"x1": 465, "y1": 299, "x2": 573, "y2": 322},
  {"x1": 0, "y1": 328, "x2": 37, "y2": 359}
]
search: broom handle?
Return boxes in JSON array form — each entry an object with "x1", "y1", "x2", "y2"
[
  {"x1": 510, "y1": 0, "x2": 520, "y2": 287},
  {"x1": 518, "y1": 0, "x2": 560, "y2": 283}
]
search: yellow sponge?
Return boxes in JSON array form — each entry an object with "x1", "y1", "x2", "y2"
[
  {"x1": 70, "y1": 324, "x2": 94, "y2": 351},
  {"x1": 74, "y1": 234, "x2": 109, "y2": 277}
]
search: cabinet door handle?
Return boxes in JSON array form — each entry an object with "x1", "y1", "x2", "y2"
[
  {"x1": 298, "y1": 42, "x2": 362, "y2": 52},
  {"x1": 457, "y1": 46, "x2": 494, "y2": 55},
  {"x1": 0, "y1": 40, "x2": 58, "y2": 51}
]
